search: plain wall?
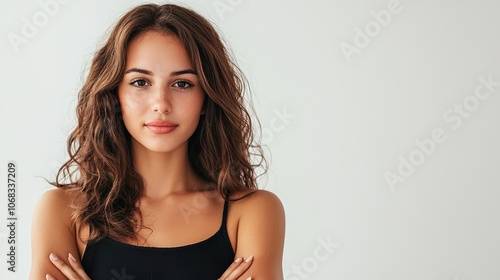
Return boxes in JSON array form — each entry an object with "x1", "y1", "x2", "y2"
[{"x1": 1, "y1": 0, "x2": 499, "y2": 279}]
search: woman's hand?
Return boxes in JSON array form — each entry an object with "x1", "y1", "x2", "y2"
[
  {"x1": 218, "y1": 255, "x2": 253, "y2": 280},
  {"x1": 46, "y1": 252, "x2": 90, "y2": 280}
]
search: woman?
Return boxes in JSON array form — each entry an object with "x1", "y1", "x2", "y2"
[{"x1": 29, "y1": 3, "x2": 285, "y2": 280}]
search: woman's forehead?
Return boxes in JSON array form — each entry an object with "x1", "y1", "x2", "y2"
[{"x1": 125, "y1": 31, "x2": 194, "y2": 75}]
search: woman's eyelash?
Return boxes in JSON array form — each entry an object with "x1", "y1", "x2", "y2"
[
  {"x1": 129, "y1": 78, "x2": 150, "y2": 87},
  {"x1": 172, "y1": 80, "x2": 193, "y2": 89},
  {"x1": 128, "y1": 79, "x2": 193, "y2": 89}
]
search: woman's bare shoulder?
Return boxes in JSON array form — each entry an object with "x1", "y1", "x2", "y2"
[
  {"x1": 228, "y1": 189, "x2": 285, "y2": 219},
  {"x1": 30, "y1": 188, "x2": 82, "y2": 279},
  {"x1": 227, "y1": 189, "x2": 286, "y2": 279},
  {"x1": 35, "y1": 188, "x2": 77, "y2": 222},
  {"x1": 230, "y1": 189, "x2": 283, "y2": 205}
]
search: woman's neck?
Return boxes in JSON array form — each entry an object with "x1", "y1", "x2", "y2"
[{"x1": 131, "y1": 141, "x2": 203, "y2": 201}]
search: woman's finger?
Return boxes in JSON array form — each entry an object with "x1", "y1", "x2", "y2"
[
  {"x1": 225, "y1": 255, "x2": 253, "y2": 280},
  {"x1": 67, "y1": 253, "x2": 91, "y2": 280},
  {"x1": 48, "y1": 253, "x2": 83, "y2": 280},
  {"x1": 219, "y1": 257, "x2": 244, "y2": 279},
  {"x1": 219, "y1": 255, "x2": 253, "y2": 280}
]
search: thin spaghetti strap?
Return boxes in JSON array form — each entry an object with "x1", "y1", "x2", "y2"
[
  {"x1": 221, "y1": 200, "x2": 229, "y2": 226},
  {"x1": 219, "y1": 199, "x2": 234, "y2": 257}
]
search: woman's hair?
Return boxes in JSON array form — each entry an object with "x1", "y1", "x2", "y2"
[{"x1": 51, "y1": 3, "x2": 266, "y2": 242}]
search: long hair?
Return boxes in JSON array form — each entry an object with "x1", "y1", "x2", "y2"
[{"x1": 51, "y1": 3, "x2": 266, "y2": 243}]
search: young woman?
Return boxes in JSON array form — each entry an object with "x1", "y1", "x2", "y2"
[{"x1": 29, "y1": 4, "x2": 285, "y2": 280}]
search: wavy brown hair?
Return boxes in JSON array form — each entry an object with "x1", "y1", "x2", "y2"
[{"x1": 51, "y1": 3, "x2": 266, "y2": 243}]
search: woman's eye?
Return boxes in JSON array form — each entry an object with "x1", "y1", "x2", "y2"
[
  {"x1": 130, "y1": 79, "x2": 150, "y2": 87},
  {"x1": 173, "y1": 80, "x2": 193, "y2": 89}
]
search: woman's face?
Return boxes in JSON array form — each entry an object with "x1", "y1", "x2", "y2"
[{"x1": 118, "y1": 30, "x2": 205, "y2": 154}]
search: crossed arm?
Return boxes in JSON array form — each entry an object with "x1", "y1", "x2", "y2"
[{"x1": 30, "y1": 189, "x2": 285, "y2": 280}]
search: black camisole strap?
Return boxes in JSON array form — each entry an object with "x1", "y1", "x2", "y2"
[
  {"x1": 221, "y1": 200, "x2": 229, "y2": 228},
  {"x1": 220, "y1": 199, "x2": 233, "y2": 259}
]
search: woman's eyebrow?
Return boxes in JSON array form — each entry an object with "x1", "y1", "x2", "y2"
[
  {"x1": 124, "y1": 68, "x2": 152, "y2": 75},
  {"x1": 124, "y1": 68, "x2": 196, "y2": 76},
  {"x1": 171, "y1": 69, "x2": 197, "y2": 76}
]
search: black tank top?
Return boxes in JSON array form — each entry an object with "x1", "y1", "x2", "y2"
[{"x1": 81, "y1": 200, "x2": 234, "y2": 280}]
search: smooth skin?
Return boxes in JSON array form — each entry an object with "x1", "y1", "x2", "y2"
[{"x1": 29, "y1": 31, "x2": 285, "y2": 280}]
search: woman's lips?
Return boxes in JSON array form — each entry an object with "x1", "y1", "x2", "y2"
[{"x1": 145, "y1": 120, "x2": 178, "y2": 134}]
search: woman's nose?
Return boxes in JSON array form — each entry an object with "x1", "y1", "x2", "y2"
[{"x1": 151, "y1": 87, "x2": 172, "y2": 113}]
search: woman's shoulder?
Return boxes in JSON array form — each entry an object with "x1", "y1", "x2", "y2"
[
  {"x1": 30, "y1": 187, "x2": 83, "y2": 279},
  {"x1": 228, "y1": 189, "x2": 285, "y2": 220},
  {"x1": 36, "y1": 187, "x2": 77, "y2": 207},
  {"x1": 225, "y1": 189, "x2": 286, "y2": 279},
  {"x1": 34, "y1": 188, "x2": 77, "y2": 227},
  {"x1": 230, "y1": 189, "x2": 282, "y2": 204}
]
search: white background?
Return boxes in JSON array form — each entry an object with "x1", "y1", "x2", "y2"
[{"x1": 1, "y1": 0, "x2": 499, "y2": 279}]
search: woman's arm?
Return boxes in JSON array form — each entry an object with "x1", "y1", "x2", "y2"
[
  {"x1": 30, "y1": 189, "x2": 81, "y2": 280},
  {"x1": 231, "y1": 190, "x2": 286, "y2": 280}
]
